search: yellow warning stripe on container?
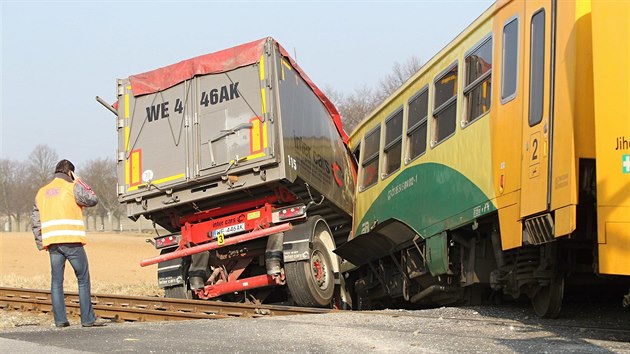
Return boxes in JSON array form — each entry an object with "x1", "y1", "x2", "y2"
[
  {"x1": 262, "y1": 121, "x2": 268, "y2": 148},
  {"x1": 124, "y1": 86, "x2": 131, "y2": 185},
  {"x1": 281, "y1": 59, "x2": 292, "y2": 80},
  {"x1": 127, "y1": 173, "x2": 186, "y2": 192},
  {"x1": 124, "y1": 89, "x2": 130, "y2": 151},
  {"x1": 259, "y1": 55, "x2": 265, "y2": 81},
  {"x1": 125, "y1": 125, "x2": 131, "y2": 185},
  {"x1": 246, "y1": 152, "x2": 266, "y2": 160},
  {"x1": 129, "y1": 150, "x2": 142, "y2": 186},
  {"x1": 250, "y1": 117, "x2": 262, "y2": 153},
  {"x1": 261, "y1": 88, "x2": 267, "y2": 114},
  {"x1": 248, "y1": 116, "x2": 267, "y2": 160},
  {"x1": 259, "y1": 55, "x2": 267, "y2": 114},
  {"x1": 125, "y1": 85, "x2": 132, "y2": 119},
  {"x1": 227, "y1": 152, "x2": 266, "y2": 166},
  {"x1": 125, "y1": 85, "x2": 133, "y2": 149}
]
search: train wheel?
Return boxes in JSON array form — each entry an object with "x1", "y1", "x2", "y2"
[
  {"x1": 164, "y1": 284, "x2": 192, "y2": 299},
  {"x1": 531, "y1": 273, "x2": 564, "y2": 318},
  {"x1": 286, "y1": 237, "x2": 334, "y2": 307}
]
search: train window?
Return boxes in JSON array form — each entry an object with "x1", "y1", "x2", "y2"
[
  {"x1": 383, "y1": 108, "x2": 403, "y2": 177},
  {"x1": 360, "y1": 126, "x2": 381, "y2": 190},
  {"x1": 463, "y1": 36, "x2": 492, "y2": 125},
  {"x1": 529, "y1": 10, "x2": 545, "y2": 127},
  {"x1": 352, "y1": 143, "x2": 361, "y2": 165},
  {"x1": 432, "y1": 63, "x2": 458, "y2": 146},
  {"x1": 406, "y1": 88, "x2": 428, "y2": 162},
  {"x1": 501, "y1": 17, "x2": 519, "y2": 103}
]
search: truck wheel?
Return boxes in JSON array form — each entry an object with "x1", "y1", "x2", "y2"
[
  {"x1": 286, "y1": 237, "x2": 334, "y2": 307},
  {"x1": 164, "y1": 284, "x2": 192, "y2": 299}
]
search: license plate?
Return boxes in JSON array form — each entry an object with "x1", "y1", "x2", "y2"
[{"x1": 212, "y1": 223, "x2": 245, "y2": 237}]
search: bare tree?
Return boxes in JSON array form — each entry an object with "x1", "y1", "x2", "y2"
[
  {"x1": 10, "y1": 145, "x2": 61, "y2": 231},
  {"x1": 0, "y1": 159, "x2": 36, "y2": 231},
  {"x1": 0, "y1": 147, "x2": 125, "y2": 232},
  {"x1": 27, "y1": 145, "x2": 59, "y2": 186},
  {"x1": 0, "y1": 159, "x2": 17, "y2": 231},
  {"x1": 13, "y1": 163, "x2": 36, "y2": 231},
  {"x1": 376, "y1": 55, "x2": 423, "y2": 102},
  {"x1": 81, "y1": 157, "x2": 121, "y2": 231},
  {"x1": 325, "y1": 84, "x2": 380, "y2": 133},
  {"x1": 341, "y1": 85, "x2": 381, "y2": 132},
  {"x1": 325, "y1": 55, "x2": 423, "y2": 134}
]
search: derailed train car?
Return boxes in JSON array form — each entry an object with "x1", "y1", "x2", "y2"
[
  {"x1": 335, "y1": 0, "x2": 630, "y2": 317},
  {"x1": 108, "y1": 37, "x2": 355, "y2": 307}
]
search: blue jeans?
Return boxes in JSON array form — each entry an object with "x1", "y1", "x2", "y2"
[{"x1": 48, "y1": 243, "x2": 96, "y2": 326}]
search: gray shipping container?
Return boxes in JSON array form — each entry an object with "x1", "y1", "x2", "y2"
[{"x1": 115, "y1": 37, "x2": 355, "y2": 242}]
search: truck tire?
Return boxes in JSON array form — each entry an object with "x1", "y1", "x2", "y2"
[
  {"x1": 164, "y1": 284, "x2": 192, "y2": 299},
  {"x1": 286, "y1": 236, "x2": 334, "y2": 307}
]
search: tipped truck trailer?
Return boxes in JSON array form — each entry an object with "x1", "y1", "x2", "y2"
[{"x1": 110, "y1": 37, "x2": 355, "y2": 307}]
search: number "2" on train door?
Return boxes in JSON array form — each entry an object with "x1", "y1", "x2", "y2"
[
  {"x1": 531, "y1": 138, "x2": 538, "y2": 161},
  {"x1": 528, "y1": 132, "x2": 542, "y2": 178}
]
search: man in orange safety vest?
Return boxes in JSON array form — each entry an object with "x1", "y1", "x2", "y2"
[{"x1": 31, "y1": 159, "x2": 107, "y2": 328}]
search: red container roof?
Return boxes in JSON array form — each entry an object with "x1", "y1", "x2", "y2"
[{"x1": 127, "y1": 37, "x2": 347, "y2": 143}]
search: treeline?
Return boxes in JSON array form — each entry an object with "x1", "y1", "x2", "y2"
[
  {"x1": 0, "y1": 145, "x2": 123, "y2": 232},
  {"x1": 327, "y1": 56, "x2": 422, "y2": 132}
]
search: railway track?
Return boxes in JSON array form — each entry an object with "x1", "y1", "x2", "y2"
[{"x1": 0, "y1": 287, "x2": 332, "y2": 323}]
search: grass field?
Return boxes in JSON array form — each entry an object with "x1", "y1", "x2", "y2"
[{"x1": 0, "y1": 231, "x2": 165, "y2": 328}]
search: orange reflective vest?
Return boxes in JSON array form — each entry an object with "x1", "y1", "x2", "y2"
[{"x1": 35, "y1": 178, "x2": 86, "y2": 248}]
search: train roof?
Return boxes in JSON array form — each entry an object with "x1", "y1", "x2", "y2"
[{"x1": 126, "y1": 37, "x2": 348, "y2": 143}]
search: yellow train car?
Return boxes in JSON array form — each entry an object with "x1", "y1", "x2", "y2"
[{"x1": 335, "y1": 0, "x2": 630, "y2": 317}]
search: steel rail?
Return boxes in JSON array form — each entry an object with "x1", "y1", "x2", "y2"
[{"x1": 0, "y1": 287, "x2": 332, "y2": 323}]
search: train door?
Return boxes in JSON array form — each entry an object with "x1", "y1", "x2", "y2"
[
  {"x1": 492, "y1": 1, "x2": 524, "y2": 250},
  {"x1": 520, "y1": 0, "x2": 554, "y2": 218}
]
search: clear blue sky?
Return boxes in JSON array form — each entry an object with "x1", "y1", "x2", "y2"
[{"x1": 1, "y1": 0, "x2": 493, "y2": 165}]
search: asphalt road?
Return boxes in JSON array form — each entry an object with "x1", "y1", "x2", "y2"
[{"x1": 1, "y1": 304, "x2": 629, "y2": 353}]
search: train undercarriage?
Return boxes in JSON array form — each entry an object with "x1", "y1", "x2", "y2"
[
  {"x1": 340, "y1": 160, "x2": 630, "y2": 318},
  {"x1": 342, "y1": 220, "x2": 626, "y2": 317}
]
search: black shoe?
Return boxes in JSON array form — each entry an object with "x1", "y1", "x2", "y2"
[
  {"x1": 82, "y1": 319, "x2": 108, "y2": 327},
  {"x1": 55, "y1": 322, "x2": 70, "y2": 328}
]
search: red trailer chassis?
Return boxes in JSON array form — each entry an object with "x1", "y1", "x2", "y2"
[{"x1": 140, "y1": 194, "x2": 302, "y2": 300}]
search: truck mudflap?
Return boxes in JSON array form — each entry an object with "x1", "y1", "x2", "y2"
[
  {"x1": 333, "y1": 218, "x2": 417, "y2": 267},
  {"x1": 157, "y1": 255, "x2": 186, "y2": 288},
  {"x1": 282, "y1": 217, "x2": 321, "y2": 263}
]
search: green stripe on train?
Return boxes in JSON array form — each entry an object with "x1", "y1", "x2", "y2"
[{"x1": 356, "y1": 162, "x2": 496, "y2": 240}]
